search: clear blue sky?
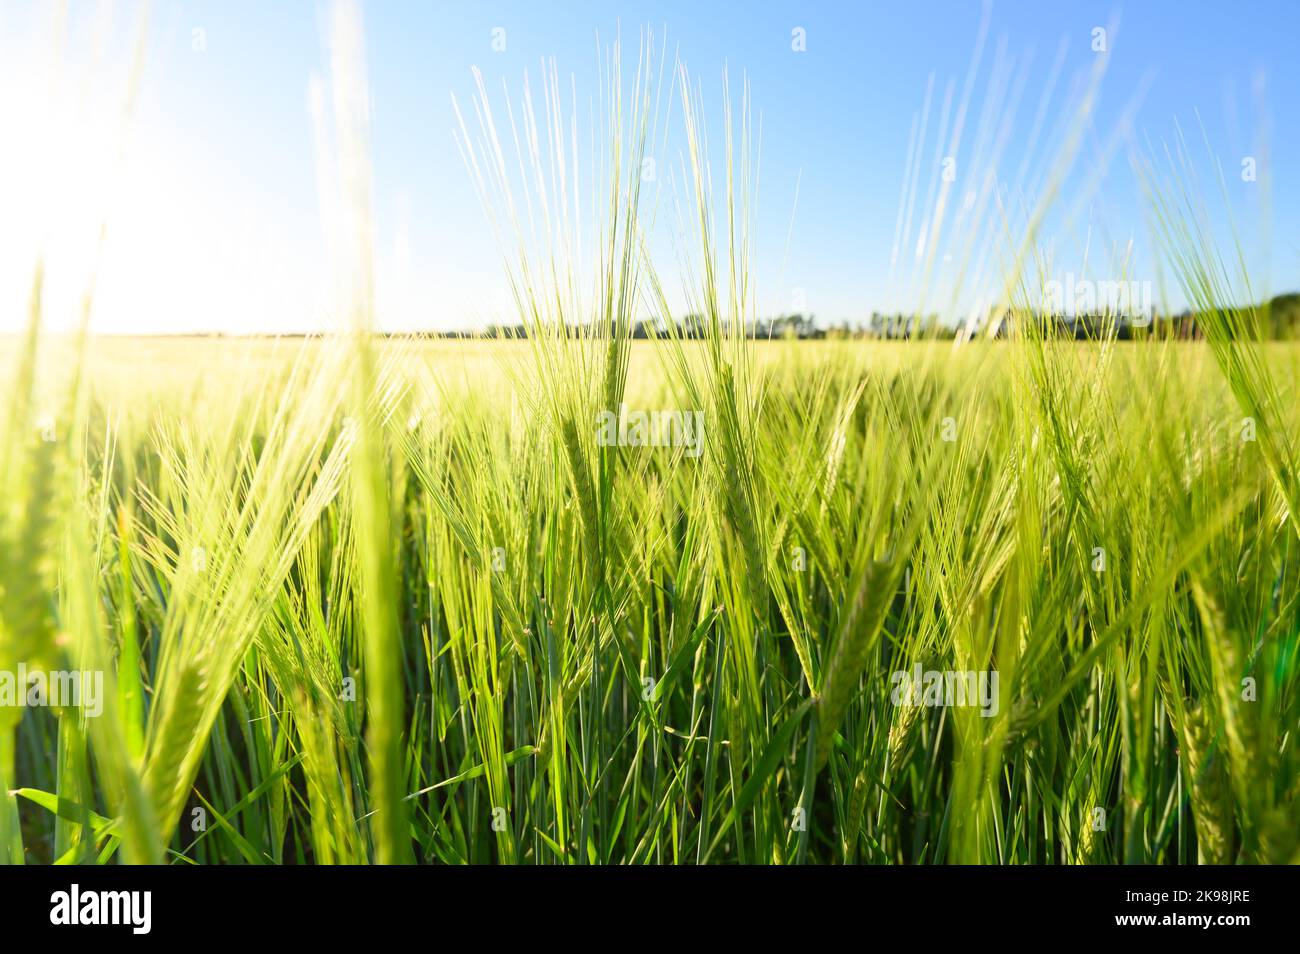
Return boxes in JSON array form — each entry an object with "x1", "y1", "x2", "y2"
[{"x1": 1, "y1": 0, "x2": 1296, "y2": 333}]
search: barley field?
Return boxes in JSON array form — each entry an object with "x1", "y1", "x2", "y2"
[
  {"x1": 1, "y1": 2, "x2": 1298, "y2": 868},
  {"x1": 2, "y1": 328, "x2": 1297, "y2": 865}
]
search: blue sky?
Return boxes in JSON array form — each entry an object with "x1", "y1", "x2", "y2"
[{"x1": 1, "y1": 0, "x2": 1296, "y2": 333}]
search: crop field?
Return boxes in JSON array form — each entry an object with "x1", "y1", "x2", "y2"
[
  {"x1": 2, "y1": 330, "x2": 1297, "y2": 865},
  {"x1": 1, "y1": 2, "x2": 1298, "y2": 871}
]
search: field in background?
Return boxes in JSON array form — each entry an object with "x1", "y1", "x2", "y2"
[
  {"x1": 33, "y1": 333, "x2": 1300, "y2": 402},
  {"x1": 3, "y1": 333, "x2": 1297, "y2": 864}
]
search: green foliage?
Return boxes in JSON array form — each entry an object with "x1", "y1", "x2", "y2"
[
  {"x1": 3, "y1": 5, "x2": 1296, "y2": 867},
  {"x1": 3, "y1": 331, "x2": 1296, "y2": 865}
]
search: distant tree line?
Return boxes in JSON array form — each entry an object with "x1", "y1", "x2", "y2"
[
  {"x1": 424, "y1": 293, "x2": 1300, "y2": 341},
  {"x1": 986, "y1": 292, "x2": 1300, "y2": 341},
  {"x1": 477, "y1": 314, "x2": 829, "y2": 339}
]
